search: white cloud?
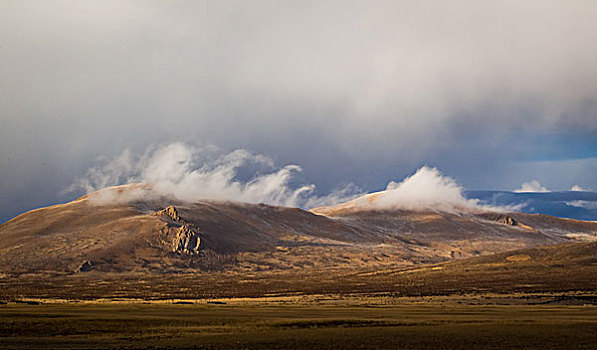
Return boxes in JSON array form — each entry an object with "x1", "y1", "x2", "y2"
[
  {"x1": 353, "y1": 166, "x2": 515, "y2": 212},
  {"x1": 570, "y1": 185, "x2": 588, "y2": 191},
  {"x1": 371, "y1": 166, "x2": 478, "y2": 211},
  {"x1": 73, "y1": 148, "x2": 528, "y2": 214},
  {"x1": 514, "y1": 180, "x2": 550, "y2": 193},
  {"x1": 566, "y1": 200, "x2": 597, "y2": 210},
  {"x1": 71, "y1": 143, "x2": 362, "y2": 208}
]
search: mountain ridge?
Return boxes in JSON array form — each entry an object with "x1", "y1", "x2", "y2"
[
  {"x1": 1, "y1": 184, "x2": 596, "y2": 277},
  {"x1": 466, "y1": 190, "x2": 597, "y2": 221}
]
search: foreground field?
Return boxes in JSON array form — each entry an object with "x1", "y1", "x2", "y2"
[
  {"x1": 2, "y1": 241, "x2": 595, "y2": 301},
  {"x1": 1, "y1": 298, "x2": 597, "y2": 349}
]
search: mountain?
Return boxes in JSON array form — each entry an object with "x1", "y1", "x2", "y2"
[
  {"x1": 466, "y1": 190, "x2": 597, "y2": 221},
  {"x1": 1, "y1": 184, "x2": 596, "y2": 277}
]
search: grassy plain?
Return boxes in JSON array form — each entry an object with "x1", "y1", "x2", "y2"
[{"x1": 1, "y1": 296, "x2": 597, "y2": 349}]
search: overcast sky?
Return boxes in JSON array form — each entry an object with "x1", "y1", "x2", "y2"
[{"x1": 1, "y1": 0, "x2": 597, "y2": 222}]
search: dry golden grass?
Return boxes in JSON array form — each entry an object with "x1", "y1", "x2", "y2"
[{"x1": 1, "y1": 298, "x2": 596, "y2": 349}]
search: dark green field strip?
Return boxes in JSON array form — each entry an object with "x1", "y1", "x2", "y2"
[{"x1": 1, "y1": 303, "x2": 597, "y2": 349}]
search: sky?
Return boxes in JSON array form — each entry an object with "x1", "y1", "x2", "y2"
[{"x1": 1, "y1": 0, "x2": 597, "y2": 223}]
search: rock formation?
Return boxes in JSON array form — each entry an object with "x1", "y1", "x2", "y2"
[
  {"x1": 172, "y1": 225, "x2": 201, "y2": 254},
  {"x1": 155, "y1": 205, "x2": 202, "y2": 254},
  {"x1": 155, "y1": 205, "x2": 183, "y2": 224},
  {"x1": 479, "y1": 213, "x2": 518, "y2": 226}
]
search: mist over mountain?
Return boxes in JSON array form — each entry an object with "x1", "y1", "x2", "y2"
[
  {"x1": 2, "y1": 1, "x2": 597, "y2": 226},
  {"x1": 2, "y1": 183, "x2": 596, "y2": 277},
  {"x1": 467, "y1": 190, "x2": 597, "y2": 221},
  {"x1": 3, "y1": 141, "x2": 596, "y2": 225}
]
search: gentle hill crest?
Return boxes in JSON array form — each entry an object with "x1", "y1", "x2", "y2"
[{"x1": 1, "y1": 184, "x2": 596, "y2": 277}]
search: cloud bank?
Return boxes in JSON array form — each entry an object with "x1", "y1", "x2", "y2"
[
  {"x1": 70, "y1": 143, "x2": 362, "y2": 208},
  {"x1": 514, "y1": 180, "x2": 550, "y2": 193},
  {"x1": 571, "y1": 185, "x2": 589, "y2": 192},
  {"x1": 372, "y1": 166, "x2": 482, "y2": 211},
  {"x1": 359, "y1": 166, "x2": 515, "y2": 212},
  {"x1": 72, "y1": 145, "x2": 527, "y2": 213},
  {"x1": 566, "y1": 200, "x2": 597, "y2": 210}
]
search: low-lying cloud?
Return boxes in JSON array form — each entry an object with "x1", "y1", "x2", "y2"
[
  {"x1": 566, "y1": 200, "x2": 597, "y2": 210},
  {"x1": 70, "y1": 143, "x2": 362, "y2": 208},
  {"x1": 372, "y1": 166, "x2": 482, "y2": 211},
  {"x1": 571, "y1": 185, "x2": 589, "y2": 192},
  {"x1": 355, "y1": 166, "x2": 514, "y2": 212},
  {"x1": 71, "y1": 144, "x2": 523, "y2": 213},
  {"x1": 514, "y1": 180, "x2": 550, "y2": 193}
]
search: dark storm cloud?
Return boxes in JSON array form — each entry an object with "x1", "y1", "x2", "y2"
[{"x1": 1, "y1": 0, "x2": 597, "y2": 222}]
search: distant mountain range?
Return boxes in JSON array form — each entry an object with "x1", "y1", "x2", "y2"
[{"x1": 466, "y1": 191, "x2": 597, "y2": 221}]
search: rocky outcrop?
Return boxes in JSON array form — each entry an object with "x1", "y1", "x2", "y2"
[
  {"x1": 79, "y1": 260, "x2": 93, "y2": 272},
  {"x1": 480, "y1": 213, "x2": 518, "y2": 226},
  {"x1": 172, "y1": 225, "x2": 201, "y2": 254},
  {"x1": 155, "y1": 205, "x2": 183, "y2": 224},
  {"x1": 69, "y1": 260, "x2": 93, "y2": 273},
  {"x1": 156, "y1": 205, "x2": 202, "y2": 254},
  {"x1": 478, "y1": 213, "x2": 537, "y2": 231},
  {"x1": 497, "y1": 215, "x2": 517, "y2": 226}
]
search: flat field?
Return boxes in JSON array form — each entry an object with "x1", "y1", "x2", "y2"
[{"x1": 1, "y1": 297, "x2": 596, "y2": 349}]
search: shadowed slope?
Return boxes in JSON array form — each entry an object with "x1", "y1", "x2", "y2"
[{"x1": 1, "y1": 184, "x2": 596, "y2": 277}]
